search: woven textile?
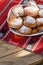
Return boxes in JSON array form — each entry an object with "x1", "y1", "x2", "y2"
[{"x1": 0, "y1": 0, "x2": 43, "y2": 54}]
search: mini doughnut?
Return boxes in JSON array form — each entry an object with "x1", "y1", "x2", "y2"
[
  {"x1": 24, "y1": 5, "x2": 39, "y2": 17},
  {"x1": 24, "y1": 16, "x2": 36, "y2": 28},
  {"x1": 12, "y1": 5, "x2": 24, "y2": 17},
  {"x1": 39, "y1": 9, "x2": 43, "y2": 17},
  {"x1": 19, "y1": 26, "x2": 32, "y2": 34},
  {"x1": 36, "y1": 18, "x2": 43, "y2": 26},
  {"x1": 8, "y1": 17, "x2": 23, "y2": 29}
]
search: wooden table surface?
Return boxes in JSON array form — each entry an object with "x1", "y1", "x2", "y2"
[{"x1": 0, "y1": 40, "x2": 43, "y2": 65}]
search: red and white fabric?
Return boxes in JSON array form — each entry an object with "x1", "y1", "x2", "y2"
[{"x1": 0, "y1": 0, "x2": 43, "y2": 54}]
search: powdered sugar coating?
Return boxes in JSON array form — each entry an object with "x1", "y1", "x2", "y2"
[
  {"x1": 24, "y1": 6, "x2": 39, "y2": 12},
  {"x1": 38, "y1": 5, "x2": 43, "y2": 9},
  {"x1": 25, "y1": 16, "x2": 36, "y2": 24},
  {"x1": 11, "y1": 17, "x2": 23, "y2": 27},
  {"x1": 24, "y1": 6, "x2": 39, "y2": 16},
  {"x1": 39, "y1": 9, "x2": 43, "y2": 17},
  {"x1": 12, "y1": 5, "x2": 24, "y2": 17},
  {"x1": 19, "y1": 26, "x2": 31, "y2": 32},
  {"x1": 36, "y1": 18, "x2": 43, "y2": 23},
  {"x1": 27, "y1": 1, "x2": 37, "y2": 7}
]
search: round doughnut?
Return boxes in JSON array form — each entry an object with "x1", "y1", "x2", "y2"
[
  {"x1": 24, "y1": 5, "x2": 39, "y2": 17},
  {"x1": 8, "y1": 17, "x2": 23, "y2": 29},
  {"x1": 12, "y1": 5, "x2": 24, "y2": 17},
  {"x1": 24, "y1": 16, "x2": 36, "y2": 28}
]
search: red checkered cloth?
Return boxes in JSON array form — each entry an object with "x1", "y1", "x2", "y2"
[{"x1": 0, "y1": 0, "x2": 43, "y2": 54}]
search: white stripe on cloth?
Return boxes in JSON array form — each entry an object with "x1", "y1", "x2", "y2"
[
  {"x1": 31, "y1": 35, "x2": 43, "y2": 52},
  {"x1": 23, "y1": 37, "x2": 32, "y2": 48},
  {"x1": 0, "y1": 19, "x2": 7, "y2": 30},
  {"x1": 2, "y1": 30, "x2": 10, "y2": 40},
  {"x1": 18, "y1": 0, "x2": 23, "y2": 4}
]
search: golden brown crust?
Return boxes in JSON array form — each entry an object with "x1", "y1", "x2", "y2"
[
  {"x1": 32, "y1": 28, "x2": 38, "y2": 34},
  {"x1": 24, "y1": 21, "x2": 36, "y2": 28},
  {"x1": 8, "y1": 17, "x2": 23, "y2": 29},
  {"x1": 24, "y1": 16, "x2": 36, "y2": 28},
  {"x1": 19, "y1": 26, "x2": 32, "y2": 34},
  {"x1": 36, "y1": 18, "x2": 43, "y2": 26},
  {"x1": 12, "y1": 5, "x2": 24, "y2": 17},
  {"x1": 24, "y1": 5, "x2": 39, "y2": 17},
  {"x1": 24, "y1": 1, "x2": 39, "y2": 17},
  {"x1": 37, "y1": 26, "x2": 43, "y2": 31}
]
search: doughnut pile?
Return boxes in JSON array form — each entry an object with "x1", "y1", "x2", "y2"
[{"x1": 8, "y1": 1, "x2": 43, "y2": 35}]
